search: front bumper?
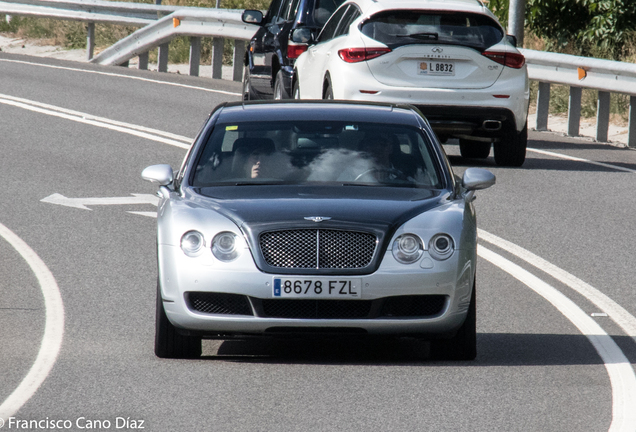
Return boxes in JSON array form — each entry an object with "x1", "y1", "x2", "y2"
[{"x1": 158, "y1": 244, "x2": 475, "y2": 338}]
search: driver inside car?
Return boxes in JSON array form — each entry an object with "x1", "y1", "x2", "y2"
[{"x1": 338, "y1": 133, "x2": 412, "y2": 182}]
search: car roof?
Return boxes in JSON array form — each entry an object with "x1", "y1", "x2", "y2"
[
  {"x1": 352, "y1": 0, "x2": 492, "y2": 17},
  {"x1": 215, "y1": 101, "x2": 424, "y2": 127}
]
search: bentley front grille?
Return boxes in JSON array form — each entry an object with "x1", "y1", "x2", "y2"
[{"x1": 259, "y1": 229, "x2": 377, "y2": 269}]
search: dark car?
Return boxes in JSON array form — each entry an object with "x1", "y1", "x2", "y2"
[
  {"x1": 142, "y1": 100, "x2": 496, "y2": 360},
  {"x1": 241, "y1": 0, "x2": 346, "y2": 100}
]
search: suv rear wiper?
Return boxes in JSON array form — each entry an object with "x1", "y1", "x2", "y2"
[{"x1": 396, "y1": 32, "x2": 439, "y2": 40}]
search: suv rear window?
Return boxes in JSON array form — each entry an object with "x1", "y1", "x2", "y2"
[{"x1": 361, "y1": 11, "x2": 503, "y2": 51}]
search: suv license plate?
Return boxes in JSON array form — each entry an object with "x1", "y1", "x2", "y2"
[
  {"x1": 273, "y1": 278, "x2": 362, "y2": 298},
  {"x1": 419, "y1": 61, "x2": 455, "y2": 76}
]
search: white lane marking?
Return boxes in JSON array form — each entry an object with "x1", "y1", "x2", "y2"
[
  {"x1": 479, "y1": 229, "x2": 636, "y2": 344},
  {"x1": 0, "y1": 58, "x2": 242, "y2": 97},
  {"x1": 0, "y1": 223, "x2": 64, "y2": 422},
  {"x1": 479, "y1": 245, "x2": 636, "y2": 432},
  {"x1": 0, "y1": 95, "x2": 190, "y2": 149},
  {"x1": 0, "y1": 93, "x2": 191, "y2": 143},
  {"x1": 41, "y1": 193, "x2": 159, "y2": 211},
  {"x1": 527, "y1": 148, "x2": 636, "y2": 173}
]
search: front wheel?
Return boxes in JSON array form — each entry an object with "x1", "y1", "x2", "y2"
[
  {"x1": 242, "y1": 66, "x2": 253, "y2": 101},
  {"x1": 494, "y1": 122, "x2": 527, "y2": 167},
  {"x1": 273, "y1": 70, "x2": 289, "y2": 100},
  {"x1": 431, "y1": 280, "x2": 476, "y2": 361},
  {"x1": 292, "y1": 79, "x2": 301, "y2": 99},
  {"x1": 155, "y1": 282, "x2": 201, "y2": 359}
]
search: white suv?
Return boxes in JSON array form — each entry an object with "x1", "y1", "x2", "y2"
[{"x1": 292, "y1": 0, "x2": 529, "y2": 166}]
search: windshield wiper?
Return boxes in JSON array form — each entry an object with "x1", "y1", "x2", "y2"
[
  {"x1": 396, "y1": 32, "x2": 439, "y2": 40},
  {"x1": 341, "y1": 182, "x2": 417, "y2": 188},
  {"x1": 233, "y1": 181, "x2": 286, "y2": 186}
]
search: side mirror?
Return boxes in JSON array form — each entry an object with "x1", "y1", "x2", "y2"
[
  {"x1": 142, "y1": 164, "x2": 174, "y2": 186},
  {"x1": 506, "y1": 34, "x2": 518, "y2": 48},
  {"x1": 462, "y1": 168, "x2": 496, "y2": 191},
  {"x1": 291, "y1": 27, "x2": 314, "y2": 44},
  {"x1": 242, "y1": 10, "x2": 263, "y2": 25}
]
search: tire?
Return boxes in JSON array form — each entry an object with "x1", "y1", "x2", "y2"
[
  {"x1": 459, "y1": 139, "x2": 491, "y2": 159},
  {"x1": 273, "y1": 70, "x2": 289, "y2": 100},
  {"x1": 292, "y1": 79, "x2": 301, "y2": 99},
  {"x1": 431, "y1": 280, "x2": 476, "y2": 361},
  {"x1": 242, "y1": 66, "x2": 253, "y2": 101},
  {"x1": 155, "y1": 281, "x2": 201, "y2": 359},
  {"x1": 323, "y1": 82, "x2": 333, "y2": 100},
  {"x1": 494, "y1": 122, "x2": 527, "y2": 167}
]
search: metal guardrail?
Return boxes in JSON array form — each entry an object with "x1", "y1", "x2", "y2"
[
  {"x1": 1, "y1": 0, "x2": 635, "y2": 147},
  {"x1": 0, "y1": 0, "x2": 258, "y2": 81},
  {"x1": 522, "y1": 49, "x2": 636, "y2": 147},
  {"x1": 90, "y1": 8, "x2": 258, "y2": 80},
  {"x1": 0, "y1": 0, "x2": 177, "y2": 25}
]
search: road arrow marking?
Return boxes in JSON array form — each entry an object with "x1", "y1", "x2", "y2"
[
  {"x1": 41, "y1": 193, "x2": 159, "y2": 210},
  {"x1": 127, "y1": 211, "x2": 157, "y2": 218}
]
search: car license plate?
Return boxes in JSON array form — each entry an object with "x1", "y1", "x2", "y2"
[
  {"x1": 419, "y1": 61, "x2": 455, "y2": 76},
  {"x1": 273, "y1": 278, "x2": 361, "y2": 298}
]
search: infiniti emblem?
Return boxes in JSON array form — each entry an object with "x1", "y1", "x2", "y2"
[
  {"x1": 304, "y1": 216, "x2": 331, "y2": 223},
  {"x1": 432, "y1": 47, "x2": 443, "y2": 53}
]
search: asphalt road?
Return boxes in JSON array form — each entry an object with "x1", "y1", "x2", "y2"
[{"x1": 1, "y1": 52, "x2": 635, "y2": 432}]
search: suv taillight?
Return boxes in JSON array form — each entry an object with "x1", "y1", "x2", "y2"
[
  {"x1": 287, "y1": 42, "x2": 308, "y2": 60},
  {"x1": 338, "y1": 47, "x2": 392, "y2": 63},
  {"x1": 482, "y1": 51, "x2": 525, "y2": 69}
]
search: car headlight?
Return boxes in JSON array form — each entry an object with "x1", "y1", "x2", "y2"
[
  {"x1": 392, "y1": 234, "x2": 424, "y2": 264},
  {"x1": 181, "y1": 231, "x2": 205, "y2": 257},
  {"x1": 429, "y1": 234, "x2": 454, "y2": 261},
  {"x1": 212, "y1": 232, "x2": 240, "y2": 262}
]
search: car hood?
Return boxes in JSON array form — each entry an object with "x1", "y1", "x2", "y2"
[{"x1": 191, "y1": 185, "x2": 447, "y2": 230}]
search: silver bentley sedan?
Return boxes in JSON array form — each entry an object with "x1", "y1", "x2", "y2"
[{"x1": 142, "y1": 100, "x2": 495, "y2": 360}]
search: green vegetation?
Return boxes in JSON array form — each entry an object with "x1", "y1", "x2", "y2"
[
  {"x1": 488, "y1": 0, "x2": 636, "y2": 60},
  {"x1": 487, "y1": 0, "x2": 636, "y2": 121}
]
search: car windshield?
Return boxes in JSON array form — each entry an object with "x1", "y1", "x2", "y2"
[
  {"x1": 190, "y1": 120, "x2": 443, "y2": 188},
  {"x1": 313, "y1": 0, "x2": 347, "y2": 26},
  {"x1": 361, "y1": 11, "x2": 504, "y2": 51}
]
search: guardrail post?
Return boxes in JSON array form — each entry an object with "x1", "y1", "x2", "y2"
[
  {"x1": 189, "y1": 37, "x2": 201, "y2": 77},
  {"x1": 596, "y1": 91, "x2": 610, "y2": 142},
  {"x1": 536, "y1": 82, "x2": 550, "y2": 131},
  {"x1": 138, "y1": 52, "x2": 149, "y2": 70},
  {"x1": 86, "y1": 22, "x2": 95, "y2": 61},
  {"x1": 158, "y1": 42, "x2": 169, "y2": 73},
  {"x1": 568, "y1": 86, "x2": 582, "y2": 136},
  {"x1": 233, "y1": 40, "x2": 245, "y2": 82},
  {"x1": 629, "y1": 96, "x2": 636, "y2": 148},
  {"x1": 211, "y1": 38, "x2": 224, "y2": 80}
]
